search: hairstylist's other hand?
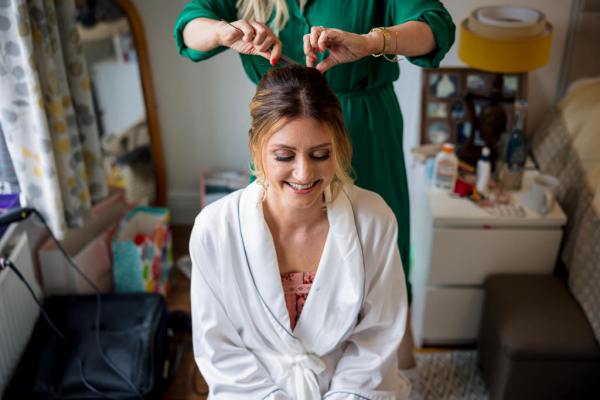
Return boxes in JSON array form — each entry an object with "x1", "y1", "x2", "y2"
[
  {"x1": 304, "y1": 26, "x2": 380, "y2": 73},
  {"x1": 219, "y1": 20, "x2": 282, "y2": 65}
]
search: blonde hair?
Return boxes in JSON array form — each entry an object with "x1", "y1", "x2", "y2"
[
  {"x1": 249, "y1": 65, "x2": 353, "y2": 200},
  {"x1": 236, "y1": 0, "x2": 307, "y2": 34}
]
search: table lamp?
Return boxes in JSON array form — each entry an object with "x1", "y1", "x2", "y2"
[{"x1": 457, "y1": 6, "x2": 553, "y2": 167}]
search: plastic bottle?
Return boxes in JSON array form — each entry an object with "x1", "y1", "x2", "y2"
[
  {"x1": 476, "y1": 147, "x2": 491, "y2": 196},
  {"x1": 433, "y1": 143, "x2": 458, "y2": 192}
]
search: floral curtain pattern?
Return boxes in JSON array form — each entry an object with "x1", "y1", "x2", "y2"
[{"x1": 0, "y1": 0, "x2": 107, "y2": 238}]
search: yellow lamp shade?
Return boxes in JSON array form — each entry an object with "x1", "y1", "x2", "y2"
[{"x1": 459, "y1": 18, "x2": 553, "y2": 73}]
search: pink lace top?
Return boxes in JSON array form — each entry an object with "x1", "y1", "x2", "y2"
[{"x1": 281, "y1": 271, "x2": 316, "y2": 330}]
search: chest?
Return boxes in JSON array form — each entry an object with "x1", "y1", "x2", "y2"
[{"x1": 272, "y1": 226, "x2": 328, "y2": 274}]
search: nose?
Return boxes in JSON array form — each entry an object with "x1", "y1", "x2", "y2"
[{"x1": 293, "y1": 155, "x2": 314, "y2": 182}]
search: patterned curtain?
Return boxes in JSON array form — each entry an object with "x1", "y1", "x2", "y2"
[{"x1": 0, "y1": 0, "x2": 108, "y2": 239}]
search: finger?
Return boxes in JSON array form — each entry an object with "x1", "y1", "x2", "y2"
[
  {"x1": 306, "y1": 55, "x2": 314, "y2": 68},
  {"x1": 316, "y1": 56, "x2": 337, "y2": 73},
  {"x1": 249, "y1": 21, "x2": 268, "y2": 47},
  {"x1": 236, "y1": 20, "x2": 255, "y2": 42},
  {"x1": 310, "y1": 26, "x2": 324, "y2": 52},
  {"x1": 257, "y1": 50, "x2": 271, "y2": 61},
  {"x1": 317, "y1": 29, "x2": 338, "y2": 52},
  {"x1": 255, "y1": 34, "x2": 275, "y2": 54},
  {"x1": 269, "y1": 38, "x2": 283, "y2": 65},
  {"x1": 303, "y1": 34, "x2": 317, "y2": 64}
]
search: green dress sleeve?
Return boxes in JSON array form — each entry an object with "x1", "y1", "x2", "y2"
[
  {"x1": 385, "y1": 0, "x2": 455, "y2": 68},
  {"x1": 173, "y1": 0, "x2": 237, "y2": 62}
]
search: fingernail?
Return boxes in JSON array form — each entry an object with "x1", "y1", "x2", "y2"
[
  {"x1": 318, "y1": 47, "x2": 323, "y2": 52},
  {"x1": 312, "y1": 56, "x2": 317, "y2": 62},
  {"x1": 270, "y1": 58, "x2": 275, "y2": 66}
]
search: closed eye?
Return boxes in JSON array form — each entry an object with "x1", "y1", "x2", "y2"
[
  {"x1": 274, "y1": 150, "x2": 294, "y2": 162},
  {"x1": 274, "y1": 155, "x2": 294, "y2": 162},
  {"x1": 273, "y1": 150, "x2": 330, "y2": 162},
  {"x1": 311, "y1": 150, "x2": 330, "y2": 161}
]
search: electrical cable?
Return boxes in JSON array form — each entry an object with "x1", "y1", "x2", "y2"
[
  {"x1": 0, "y1": 208, "x2": 144, "y2": 400},
  {"x1": 79, "y1": 358, "x2": 112, "y2": 399},
  {"x1": 0, "y1": 259, "x2": 65, "y2": 340}
]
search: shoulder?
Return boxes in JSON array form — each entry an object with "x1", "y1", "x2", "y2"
[
  {"x1": 340, "y1": 184, "x2": 399, "y2": 247},
  {"x1": 190, "y1": 188, "x2": 243, "y2": 245},
  {"x1": 343, "y1": 184, "x2": 397, "y2": 229}
]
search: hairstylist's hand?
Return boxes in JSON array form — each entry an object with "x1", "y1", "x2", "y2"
[
  {"x1": 304, "y1": 26, "x2": 381, "y2": 73},
  {"x1": 219, "y1": 20, "x2": 282, "y2": 65}
]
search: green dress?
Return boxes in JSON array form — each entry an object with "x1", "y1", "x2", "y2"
[{"x1": 174, "y1": 0, "x2": 455, "y2": 300}]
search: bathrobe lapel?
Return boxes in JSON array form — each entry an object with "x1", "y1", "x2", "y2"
[{"x1": 238, "y1": 183, "x2": 365, "y2": 354}]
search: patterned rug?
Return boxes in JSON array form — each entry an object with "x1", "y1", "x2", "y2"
[{"x1": 414, "y1": 350, "x2": 489, "y2": 400}]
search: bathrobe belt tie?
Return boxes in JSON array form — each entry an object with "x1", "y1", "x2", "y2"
[{"x1": 262, "y1": 352, "x2": 326, "y2": 400}]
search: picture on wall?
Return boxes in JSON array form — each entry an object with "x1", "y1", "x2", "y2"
[
  {"x1": 427, "y1": 102, "x2": 448, "y2": 118},
  {"x1": 420, "y1": 68, "x2": 527, "y2": 146},
  {"x1": 427, "y1": 121, "x2": 450, "y2": 144},
  {"x1": 429, "y1": 73, "x2": 459, "y2": 98}
]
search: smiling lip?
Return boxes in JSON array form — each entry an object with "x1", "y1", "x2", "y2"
[{"x1": 286, "y1": 180, "x2": 321, "y2": 194}]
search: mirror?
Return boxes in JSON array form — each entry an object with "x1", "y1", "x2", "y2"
[{"x1": 74, "y1": 0, "x2": 166, "y2": 206}]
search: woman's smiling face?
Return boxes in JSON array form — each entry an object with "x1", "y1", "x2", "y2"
[{"x1": 262, "y1": 117, "x2": 335, "y2": 211}]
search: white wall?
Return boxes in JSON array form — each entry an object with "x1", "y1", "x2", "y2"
[
  {"x1": 133, "y1": 0, "x2": 573, "y2": 224},
  {"x1": 132, "y1": 0, "x2": 254, "y2": 223}
]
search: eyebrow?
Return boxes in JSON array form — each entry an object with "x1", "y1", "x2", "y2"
[{"x1": 270, "y1": 142, "x2": 332, "y2": 150}]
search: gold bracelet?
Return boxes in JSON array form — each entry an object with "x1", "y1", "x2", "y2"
[{"x1": 369, "y1": 27, "x2": 399, "y2": 63}]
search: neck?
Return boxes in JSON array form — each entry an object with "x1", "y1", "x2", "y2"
[{"x1": 262, "y1": 193, "x2": 327, "y2": 233}]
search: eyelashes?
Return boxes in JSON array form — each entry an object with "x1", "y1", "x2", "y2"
[
  {"x1": 274, "y1": 152, "x2": 330, "y2": 162},
  {"x1": 312, "y1": 153, "x2": 331, "y2": 161}
]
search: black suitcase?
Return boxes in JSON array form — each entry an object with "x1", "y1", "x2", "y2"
[{"x1": 5, "y1": 293, "x2": 169, "y2": 400}]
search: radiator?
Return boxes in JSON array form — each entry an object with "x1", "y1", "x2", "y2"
[{"x1": 0, "y1": 228, "x2": 41, "y2": 397}]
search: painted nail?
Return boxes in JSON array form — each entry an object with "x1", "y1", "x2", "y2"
[
  {"x1": 312, "y1": 56, "x2": 317, "y2": 62},
  {"x1": 318, "y1": 47, "x2": 324, "y2": 52}
]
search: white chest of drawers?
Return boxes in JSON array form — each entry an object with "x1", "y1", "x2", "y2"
[{"x1": 409, "y1": 165, "x2": 567, "y2": 346}]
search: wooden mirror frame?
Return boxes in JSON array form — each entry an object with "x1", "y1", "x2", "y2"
[{"x1": 114, "y1": 0, "x2": 167, "y2": 206}]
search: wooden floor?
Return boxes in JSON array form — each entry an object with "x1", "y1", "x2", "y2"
[{"x1": 162, "y1": 225, "x2": 208, "y2": 400}]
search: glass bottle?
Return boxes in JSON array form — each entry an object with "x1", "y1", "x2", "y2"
[
  {"x1": 500, "y1": 100, "x2": 528, "y2": 190},
  {"x1": 505, "y1": 100, "x2": 527, "y2": 168}
]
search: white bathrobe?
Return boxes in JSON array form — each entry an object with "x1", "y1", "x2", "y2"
[{"x1": 189, "y1": 182, "x2": 409, "y2": 400}]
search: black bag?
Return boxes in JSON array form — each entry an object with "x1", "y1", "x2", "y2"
[{"x1": 5, "y1": 293, "x2": 169, "y2": 400}]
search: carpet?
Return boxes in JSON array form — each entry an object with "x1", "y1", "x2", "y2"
[{"x1": 414, "y1": 350, "x2": 489, "y2": 400}]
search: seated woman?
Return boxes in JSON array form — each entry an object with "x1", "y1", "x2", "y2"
[{"x1": 189, "y1": 65, "x2": 409, "y2": 399}]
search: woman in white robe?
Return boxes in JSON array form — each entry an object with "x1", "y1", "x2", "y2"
[{"x1": 189, "y1": 65, "x2": 410, "y2": 400}]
